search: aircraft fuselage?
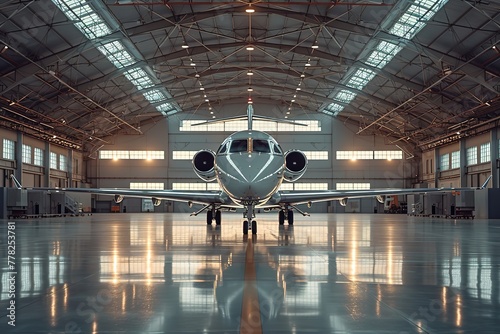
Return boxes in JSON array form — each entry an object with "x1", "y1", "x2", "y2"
[{"x1": 214, "y1": 130, "x2": 285, "y2": 206}]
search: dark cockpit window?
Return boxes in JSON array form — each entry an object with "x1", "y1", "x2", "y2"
[
  {"x1": 217, "y1": 142, "x2": 228, "y2": 154},
  {"x1": 229, "y1": 140, "x2": 248, "y2": 153},
  {"x1": 273, "y1": 143, "x2": 282, "y2": 154},
  {"x1": 253, "y1": 140, "x2": 270, "y2": 153}
]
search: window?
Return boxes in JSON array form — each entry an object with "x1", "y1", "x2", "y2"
[
  {"x1": 466, "y1": 147, "x2": 477, "y2": 165},
  {"x1": 336, "y1": 183, "x2": 370, "y2": 190},
  {"x1": 440, "y1": 153, "x2": 449, "y2": 171},
  {"x1": 451, "y1": 151, "x2": 460, "y2": 169},
  {"x1": 22, "y1": 144, "x2": 32, "y2": 164},
  {"x1": 172, "y1": 183, "x2": 220, "y2": 190},
  {"x1": 59, "y1": 154, "x2": 67, "y2": 171},
  {"x1": 373, "y1": 151, "x2": 403, "y2": 160},
  {"x1": 99, "y1": 150, "x2": 164, "y2": 160},
  {"x1": 130, "y1": 182, "x2": 164, "y2": 190},
  {"x1": 34, "y1": 148, "x2": 44, "y2": 166},
  {"x1": 279, "y1": 183, "x2": 328, "y2": 190},
  {"x1": 2, "y1": 139, "x2": 15, "y2": 160},
  {"x1": 336, "y1": 151, "x2": 373, "y2": 160},
  {"x1": 302, "y1": 151, "x2": 328, "y2": 160},
  {"x1": 173, "y1": 151, "x2": 199, "y2": 160},
  {"x1": 480, "y1": 143, "x2": 490, "y2": 163},
  {"x1": 50, "y1": 152, "x2": 58, "y2": 169}
]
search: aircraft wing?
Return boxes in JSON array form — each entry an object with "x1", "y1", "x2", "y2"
[
  {"x1": 22, "y1": 186, "x2": 232, "y2": 206},
  {"x1": 276, "y1": 176, "x2": 492, "y2": 206}
]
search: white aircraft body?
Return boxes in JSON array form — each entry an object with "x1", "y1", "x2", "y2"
[{"x1": 13, "y1": 105, "x2": 491, "y2": 234}]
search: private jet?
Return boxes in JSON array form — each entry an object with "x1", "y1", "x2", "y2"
[{"x1": 12, "y1": 104, "x2": 491, "y2": 234}]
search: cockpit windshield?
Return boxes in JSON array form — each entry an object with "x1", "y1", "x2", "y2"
[
  {"x1": 228, "y1": 139, "x2": 271, "y2": 154},
  {"x1": 253, "y1": 139, "x2": 270, "y2": 153},
  {"x1": 229, "y1": 140, "x2": 248, "y2": 153}
]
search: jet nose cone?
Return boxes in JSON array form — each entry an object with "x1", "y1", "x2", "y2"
[{"x1": 217, "y1": 153, "x2": 284, "y2": 202}]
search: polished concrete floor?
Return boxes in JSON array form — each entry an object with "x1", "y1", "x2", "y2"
[{"x1": 1, "y1": 212, "x2": 500, "y2": 333}]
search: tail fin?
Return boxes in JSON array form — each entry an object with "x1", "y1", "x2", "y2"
[
  {"x1": 10, "y1": 174, "x2": 22, "y2": 189},
  {"x1": 247, "y1": 104, "x2": 253, "y2": 131}
]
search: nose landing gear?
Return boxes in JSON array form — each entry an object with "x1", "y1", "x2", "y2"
[{"x1": 243, "y1": 205, "x2": 257, "y2": 235}]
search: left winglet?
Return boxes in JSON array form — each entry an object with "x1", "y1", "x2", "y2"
[{"x1": 10, "y1": 174, "x2": 22, "y2": 189}]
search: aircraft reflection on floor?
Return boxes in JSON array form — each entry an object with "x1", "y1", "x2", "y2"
[{"x1": 1, "y1": 214, "x2": 500, "y2": 333}]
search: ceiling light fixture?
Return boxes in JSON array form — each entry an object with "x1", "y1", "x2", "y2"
[
  {"x1": 246, "y1": 45, "x2": 254, "y2": 51},
  {"x1": 247, "y1": 87, "x2": 253, "y2": 92},
  {"x1": 181, "y1": 42, "x2": 189, "y2": 49},
  {"x1": 190, "y1": 62, "x2": 196, "y2": 66},
  {"x1": 200, "y1": 87, "x2": 205, "y2": 90},
  {"x1": 246, "y1": 7, "x2": 255, "y2": 13},
  {"x1": 195, "y1": 73, "x2": 200, "y2": 78},
  {"x1": 311, "y1": 41, "x2": 319, "y2": 49},
  {"x1": 247, "y1": 70, "x2": 253, "y2": 76}
]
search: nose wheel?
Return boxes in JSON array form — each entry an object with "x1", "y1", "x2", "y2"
[{"x1": 243, "y1": 220, "x2": 257, "y2": 235}]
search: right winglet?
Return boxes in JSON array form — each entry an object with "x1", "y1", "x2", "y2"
[
  {"x1": 10, "y1": 174, "x2": 22, "y2": 189},
  {"x1": 480, "y1": 175, "x2": 492, "y2": 189}
]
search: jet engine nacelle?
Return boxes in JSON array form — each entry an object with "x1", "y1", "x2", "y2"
[
  {"x1": 114, "y1": 194, "x2": 124, "y2": 204},
  {"x1": 376, "y1": 195, "x2": 385, "y2": 204},
  {"x1": 283, "y1": 150, "x2": 308, "y2": 182},
  {"x1": 192, "y1": 150, "x2": 216, "y2": 181},
  {"x1": 339, "y1": 198, "x2": 348, "y2": 207}
]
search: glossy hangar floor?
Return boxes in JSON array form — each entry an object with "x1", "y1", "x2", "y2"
[{"x1": 1, "y1": 213, "x2": 500, "y2": 334}]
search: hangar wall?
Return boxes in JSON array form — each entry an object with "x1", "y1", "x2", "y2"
[{"x1": 86, "y1": 103, "x2": 416, "y2": 213}]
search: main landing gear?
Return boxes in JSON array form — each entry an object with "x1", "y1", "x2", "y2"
[
  {"x1": 278, "y1": 209, "x2": 294, "y2": 225},
  {"x1": 207, "y1": 209, "x2": 221, "y2": 226}
]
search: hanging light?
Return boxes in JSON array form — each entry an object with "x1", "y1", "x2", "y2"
[
  {"x1": 246, "y1": 45, "x2": 254, "y2": 51},
  {"x1": 311, "y1": 41, "x2": 319, "y2": 49},
  {"x1": 247, "y1": 87, "x2": 253, "y2": 92},
  {"x1": 246, "y1": 7, "x2": 255, "y2": 13},
  {"x1": 247, "y1": 70, "x2": 253, "y2": 76}
]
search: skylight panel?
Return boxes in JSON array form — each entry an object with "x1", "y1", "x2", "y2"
[
  {"x1": 124, "y1": 68, "x2": 154, "y2": 90},
  {"x1": 157, "y1": 103, "x2": 174, "y2": 112},
  {"x1": 52, "y1": 0, "x2": 180, "y2": 116},
  {"x1": 365, "y1": 42, "x2": 403, "y2": 68},
  {"x1": 346, "y1": 68, "x2": 376, "y2": 90},
  {"x1": 144, "y1": 89, "x2": 166, "y2": 103},
  {"x1": 53, "y1": 0, "x2": 110, "y2": 39},
  {"x1": 97, "y1": 41, "x2": 135, "y2": 68},
  {"x1": 325, "y1": 103, "x2": 344, "y2": 116},
  {"x1": 322, "y1": 0, "x2": 447, "y2": 117},
  {"x1": 335, "y1": 90, "x2": 357, "y2": 104}
]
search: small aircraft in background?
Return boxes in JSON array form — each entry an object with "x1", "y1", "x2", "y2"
[{"x1": 12, "y1": 105, "x2": 492, "y2": 234}]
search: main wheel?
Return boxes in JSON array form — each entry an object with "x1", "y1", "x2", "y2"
[
  {"x1": 243, "y1": 220, "x2": 249, "y2": 234},
  {"x1": 207, "y1": 210, "x2": 213, "y2": 225},
  {"x1": 215, "y1": 210, "x2": 221, "y2": 225},
  {"x1": 288, "y1": 209, "x2": 294, "y2": 225},
  {"x1": 279, "y1": 210, "x2": 285, "y2": 225},
  {"x1": 252, "y1": 220, "x2": 257, "y2": 234}
]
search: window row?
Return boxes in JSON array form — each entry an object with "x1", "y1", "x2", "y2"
[
  {"x1": 336, "y1": 150, "x2": 403, "y2": 160},
  {"x1": 438, "y1": 140, "x2": 499, "y2": 171},
  {"x1": 99, "y1": 150, "x2": 165, "y2": 160},
  {"x1": 3, "y1": 140, "x2": 67, "y2": 170},
  {"x1": 179, "y1": 120, "x2": 321, "y2": 132},
  {"x1": 165, "y1": 182, "x2": 371, "y2": 191}
]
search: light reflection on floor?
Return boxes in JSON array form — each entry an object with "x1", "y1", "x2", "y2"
[{"x1": 0, "y1": 213, "x2": 499, "y2": 333}]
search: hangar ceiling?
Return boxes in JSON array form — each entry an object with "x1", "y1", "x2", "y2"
[{"x1": 0, "y1": 0, "x2": 499, "y2": 155}]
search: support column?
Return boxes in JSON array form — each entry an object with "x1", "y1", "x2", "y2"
[
  {"x1": 67, "y1": 148, "x2": 73, "y2": 187},
  {"x1": 15, "y1": 132, "x2": 23, "y2": 184},
  {"x1": 44, "y1": 142, "x2": 50, "y2": 187},
  {"x1": 434, "y1": 148, "x2": 439, "y2": 188},
  {"x1": 491, "y1": 130, "x2": 498, "y2": 188}
]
